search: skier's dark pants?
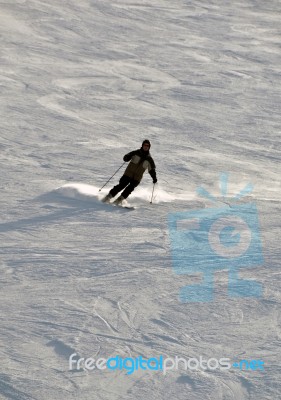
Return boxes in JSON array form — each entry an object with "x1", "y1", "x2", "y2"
[{"x1": 110, "y1": 175, "x2": 139, "y2": 199}]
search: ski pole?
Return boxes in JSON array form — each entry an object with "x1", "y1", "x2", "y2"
[
  {"x1": 150, "y1": 183, "x2": 156, "y2": 204},
  {"x1": 99, "y1": 162, "x2": 126, "y2": 191}
]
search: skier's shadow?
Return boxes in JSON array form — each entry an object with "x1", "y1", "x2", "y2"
[{"x1": 0, "y1": 190, "x2": 117, "y2": 233}]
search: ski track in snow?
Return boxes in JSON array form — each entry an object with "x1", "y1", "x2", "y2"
[{"x1": 0, "y1": 0, "x2": 280, "y2": 399}]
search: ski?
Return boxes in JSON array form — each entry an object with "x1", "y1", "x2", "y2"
[
  {"x1": 101, "y1": 199, "x2": 135, "y2": 210},
  {"x1": 109, "y1": 203, "x2": 135, "y2": 210},
  {"x1": 115, "y1": 204, "x2": 135, "y2": 210}
]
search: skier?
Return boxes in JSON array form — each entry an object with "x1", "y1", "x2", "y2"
[{"x1": 102, "y1": 139, "x2": 157, "y2": 205}]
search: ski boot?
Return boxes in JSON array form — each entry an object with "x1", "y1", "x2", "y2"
[
  {"x1": 113, "y1": 195, "x2": 125, "y2": 206},
  {"x1": 101, "y1": 193, "x2": 112, "y2": 203}
]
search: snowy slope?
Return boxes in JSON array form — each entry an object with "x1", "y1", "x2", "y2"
[{"x1": 0, "y1": 0, "x2": 280, "y2": 399}]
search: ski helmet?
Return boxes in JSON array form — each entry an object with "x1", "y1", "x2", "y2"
[{"x1": 142, "y1": 139, "x2": 151, "y2": 149}]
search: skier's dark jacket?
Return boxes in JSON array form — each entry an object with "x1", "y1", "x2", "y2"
[{"x1": 123, "y1": 149, "x2": 156, "y2": 183}]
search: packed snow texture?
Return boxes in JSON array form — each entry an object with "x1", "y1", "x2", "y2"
[{"x1": 0, "y1": 0, "x2": 280, "y2": 399}]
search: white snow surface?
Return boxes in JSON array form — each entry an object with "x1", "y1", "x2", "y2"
[{"x1": 0, "y1": 0, "x2": 280, "y2": 399}]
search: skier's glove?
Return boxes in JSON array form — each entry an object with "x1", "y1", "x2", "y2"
[{"x1": 153, "y1": 178, "x2": 157, "y2": 184}]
